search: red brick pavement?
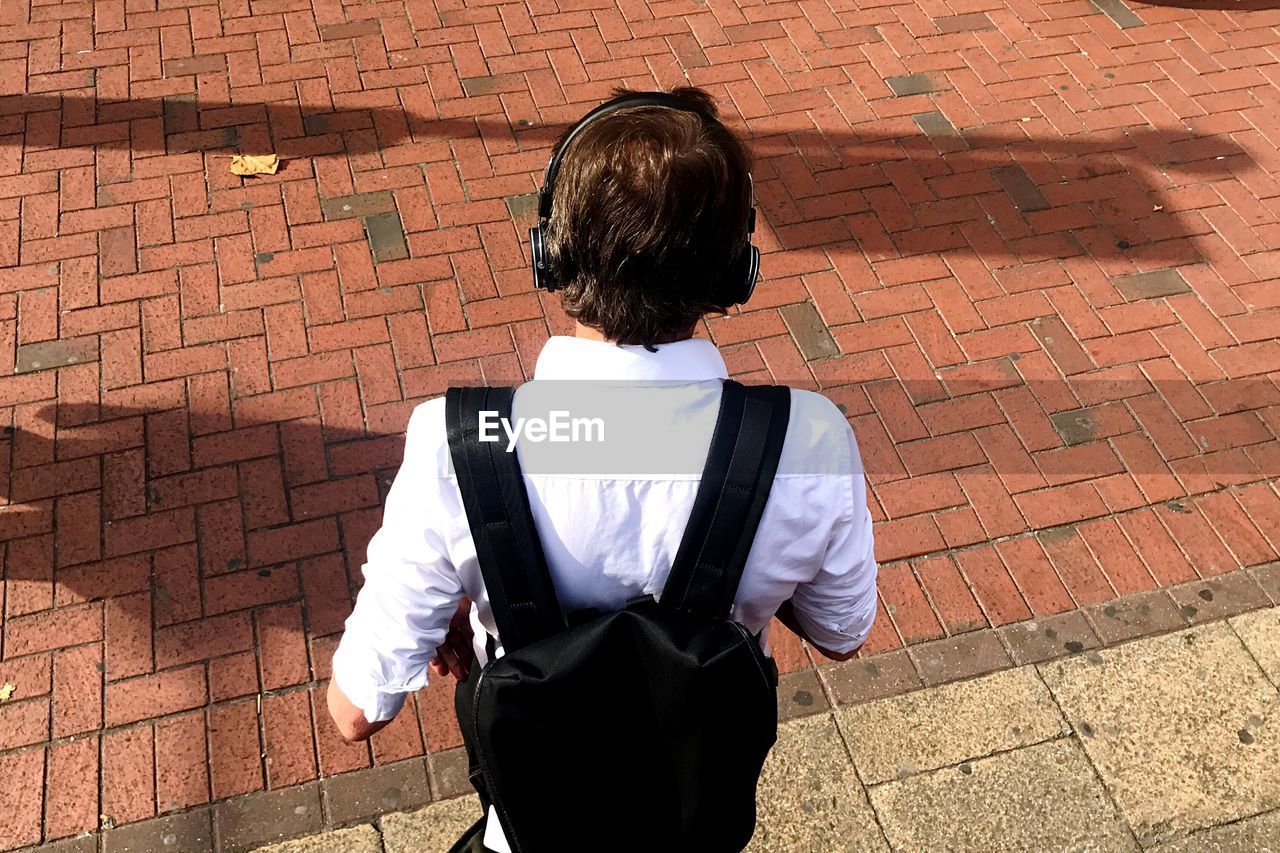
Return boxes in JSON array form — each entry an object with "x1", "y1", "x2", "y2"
[{"x1": 2, "y1": 0, "x2": 1280, "y2": 845}]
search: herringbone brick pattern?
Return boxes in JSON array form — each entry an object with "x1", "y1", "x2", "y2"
[{"x1": 1, "y1": 0, "x2": 1279, "y2": 844}]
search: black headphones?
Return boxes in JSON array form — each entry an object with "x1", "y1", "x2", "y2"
[{"x1": 528, "y1": 91, "x2": 761, "y2": 306}]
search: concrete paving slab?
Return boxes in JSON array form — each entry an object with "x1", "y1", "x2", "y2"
[
  {"x1": 869, "y1": 739, "x2": 1136, "y2": 853},
  {"x1": 1040, "y1": 623, "x2": 1280, "y2": 846},
  {"x1": 1085, "y1": 589, "x2": 1185, "y2": 645},
  {"x1": 321, "y1": 760, "x2": 431, "y2": 828},
  {"x1": 101, "y1": 809, "x2": 213, "y2": 853},
  {"x1": 821, "y1": 650, "x2": 921, "y2": 706},
  {"x1": 1231, "y1": 606, "x2": 1280, "y2": 685},
  {"x1": 777, "y1": 668, "x2": 831, "y2": 722},
  {"x1": 837, "y1": 667, "x2": 1066, "y2": 784},
  {"x1": 215, "y1": 784, "x2": 324, "y2": 853},
  {"x1": 907, "y1": 629, "x2": 1011, "y2": 686},
  {"x1": 253, "y1": 824, "x2": 382, "y2": 853},
  {"x1": 380, "y1": 795, "x2": 482, "y2": 853},
  {"x1": 1169, "y1": 572, "x2": 1271, "y2": 625},
  {"x1": 1251, "y1": 562, "x2": 1280, "y2": 604},
  {"x1": 1149, "y1": 808, "x2": 1280, "y2": 853},
  {"x1": 1000, "y1": 609, "x2": 1100, "y2": 664},
  {"x1": 746, "y1": 714, "x2": 887, "y2": 853}
]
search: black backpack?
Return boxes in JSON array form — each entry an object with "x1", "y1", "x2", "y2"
[{"x1": 444, "y1": 380, "x2": 791, "y2": 853}]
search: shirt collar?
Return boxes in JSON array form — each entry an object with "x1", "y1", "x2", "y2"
[{"x1": 533, "y1": 336, "x2": 729, "y2": 382}]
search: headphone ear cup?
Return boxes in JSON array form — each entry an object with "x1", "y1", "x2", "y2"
[
  {"x1": 733, "y1": 244, "x2": 760, "y2": 305},
  {"x1": 529, "y1": 225, "x2": 556, "y2": 292}
]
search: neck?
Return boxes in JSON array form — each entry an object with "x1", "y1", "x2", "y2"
[
  {"x1": 572, "y1": 322, "x2": 697, "y2": 346},
  {"x1": 573, "y1": 322, "x2": 610, "y2": 342}
]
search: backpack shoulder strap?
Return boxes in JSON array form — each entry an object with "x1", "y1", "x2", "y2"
[
  {"x1": 660, "y1": 380, "x2": 792, "y2": 620},
  {"x1": 445, "y1": 386, "x2": 566, "y2": 652}
]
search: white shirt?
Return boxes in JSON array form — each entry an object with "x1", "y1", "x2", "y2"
[{"x1": 332, "y1": 336, "x2": 877, "y2": 851}]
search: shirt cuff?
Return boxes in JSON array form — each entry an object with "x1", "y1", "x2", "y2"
[
  {"x1": 330, "y1": 640, "x2": 413, "y2": 723},
  {"x1": 795, "y1": 605, "x2": 876, "y2": 655}
]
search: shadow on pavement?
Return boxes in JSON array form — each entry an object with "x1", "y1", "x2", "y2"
[{"x1": 0, "y1": 92, "x2": 1256, "y2": 267}]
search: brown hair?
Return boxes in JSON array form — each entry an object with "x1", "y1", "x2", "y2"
[{"x1": 545, "y1": 87, "x2": 753, "y2": 348}]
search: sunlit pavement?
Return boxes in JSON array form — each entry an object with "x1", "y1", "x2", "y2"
[
  {"x1": 2, "y1": 0, "x2": 1279, "y2": 847},
  {"x1": 262, "y1": 603, "x2": 1280, "y2": 852}
]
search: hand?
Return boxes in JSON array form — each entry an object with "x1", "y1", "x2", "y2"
[
  {"x1": 326, "y1": 679, "x2": 390, "y2": 742},
  {"x1": 429, "y1": 597, "x2": 475, "y2": 681}
]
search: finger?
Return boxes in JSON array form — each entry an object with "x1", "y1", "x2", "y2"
[
  {"x1": 449, "y1": 647, "x2": 471, "y2": 681},
  {"x1": 453, "y1": 638, "x2": 475, "y2": 669},
  {"x1": 448, "y1": 630, "x2": 474, "y2": 664},
  {"x1": 439, "y1": 646, "x2": 466, "y2": 681}
]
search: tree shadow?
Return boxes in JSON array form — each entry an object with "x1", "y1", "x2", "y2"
[
  {"x1": 0, "y1": 400, "x2": 454, "y2": 790},
  {"x1": 0, "y1": 92, "x2": 1253, "y2": 266},
  {"x1": 1, "y1": 401, "x2": 397, "y2": 639},
  {"x1": 1, "y1": 391, "x2": 638, "y2": 612}
]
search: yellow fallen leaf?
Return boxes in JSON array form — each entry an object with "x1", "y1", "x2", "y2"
[
  {"x1": 229, "y1": 154, "x2": 280, "y2": 176},
  {"x1": 0, "y1": 682, "x2": 14, "y2": 702}
]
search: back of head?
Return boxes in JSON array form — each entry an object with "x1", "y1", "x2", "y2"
[{"x1": 545, "y1": 87, "x2": 753, "y2": 348}]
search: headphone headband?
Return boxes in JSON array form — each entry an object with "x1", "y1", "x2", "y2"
[
  {"x1": 530, "y1": 90, "x2": 760, "y2": 304},
  {"x1": 538, "y1": 92, "x2": 718, "y2": 221}
]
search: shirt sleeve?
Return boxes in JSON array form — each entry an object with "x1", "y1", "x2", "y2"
[
  {"x1": 788, "y1": 426, "x2": 878, "y2": 655},
  {"x1": 330, "y1": 402, "x2": 463, "y2": 723}
]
